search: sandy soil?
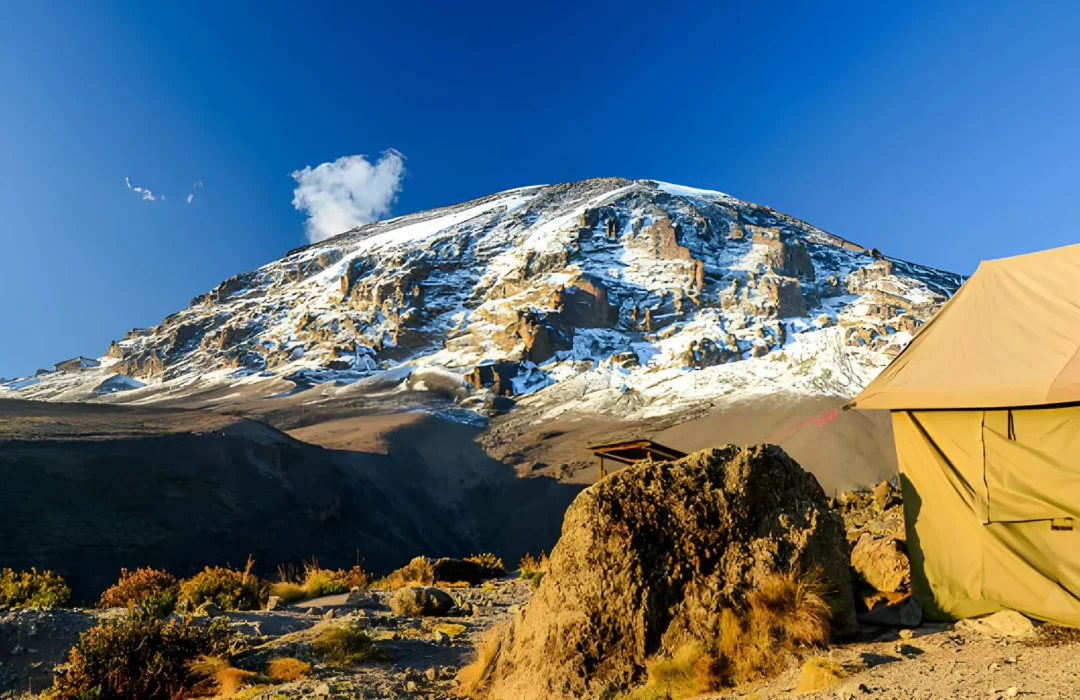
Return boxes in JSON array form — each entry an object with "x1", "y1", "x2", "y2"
[{"x1": 727, "y1": 624, "x2": 1080, "y2": 699}]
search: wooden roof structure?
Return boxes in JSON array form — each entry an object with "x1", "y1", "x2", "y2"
[{"x1": 588, "y1": 439, "x2": 687, "y2": 480}]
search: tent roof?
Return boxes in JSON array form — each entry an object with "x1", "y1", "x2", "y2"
[{"x1": 850, "y1": 243, "x2": 1080, "y2": 410}]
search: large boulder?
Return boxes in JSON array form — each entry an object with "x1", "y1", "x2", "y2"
[
  {"x1": 484, "y1": 445, "x2": 854, "y2": 700},
  {"x1": 432, "y1": 557, "x2": 484, "y2": 585}
]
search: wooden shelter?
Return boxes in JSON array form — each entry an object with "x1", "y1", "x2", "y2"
[{"x1": 588, "y1": 439, "x2": 687, "y2": 480}]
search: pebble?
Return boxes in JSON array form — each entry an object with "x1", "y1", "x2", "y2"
[{"x1": 899, "y1": 629, "x2": 914, "y2": 640}]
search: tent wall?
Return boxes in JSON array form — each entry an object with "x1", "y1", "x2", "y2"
[{"x1": 895, "y1": 408, "x2": 1080, "y2": 626}]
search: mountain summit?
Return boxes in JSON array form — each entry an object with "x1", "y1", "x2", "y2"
[{"x1": 5, "y1": 177, "x2": 962, "y2": 417}]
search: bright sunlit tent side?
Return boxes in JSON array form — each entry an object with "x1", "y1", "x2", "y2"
[{"x1": 848, "y1": 243, "x2": 1080, "y2": 626}]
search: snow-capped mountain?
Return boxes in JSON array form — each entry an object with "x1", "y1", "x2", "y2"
[{"x1": 4, "y1": 178, "x2": 963, "y2": 417}]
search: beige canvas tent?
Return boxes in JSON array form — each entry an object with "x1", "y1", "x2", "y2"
[{"x1": 849, "y1": 243, "x2": 1080, "y2": 626}]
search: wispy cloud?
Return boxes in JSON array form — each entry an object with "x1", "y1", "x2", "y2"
[
  {"x1": 125, "y1": 176, "x2": 158, "y2": 202},
  {"x1": 290, "y1": 149, "x2": 406, "y2": 243},
  {"x1": 186, "y1": 181, "x2": 204, "y2": 204}
]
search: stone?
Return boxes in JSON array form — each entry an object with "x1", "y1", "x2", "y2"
[
  {"x1": 954, "y1": 611, "x2": 1036, "y2": 639},
  {"x1": 857, "y1": 595, "x2": 922, "y2": 628},
  {"x1": 307, "y1": 607, "x2": 324, "y2": 617},
  {"x1": 323, "y1": 609, "x2": 335, "y2": 620},
  {"x1": 425, "y1": 667, "x2": 437, "y2": 682},
  {"x1": 406, "y1": 681, "x2": 418, "y2": 692},
  {"x1": 851, "y1": 532, "x2": 910, "y2": 593},
  {"x1": 389, "y1": 586, "x2": 456, "y2": 617},
  {"x1": 345, "y1": 588, "x2": 381, "y2": 609},
  {"x1": 899, "y1": 629, "x2": 914, "y2": 640},
  {"x1": 265, "y1": 595, "x2": 284, "y2": 611},
  {"x1": 433, "y1": 630, "x2": 451, "y2": 645},
  {"x1": 485, "y1": 445, "x2": 854, "y2": 700},
  {"x1": 194, "y1": 601, "x2": 223, "y2": 617},
  {"x1": 873, "y1": 480, "x2": 896, "y2": 511}
]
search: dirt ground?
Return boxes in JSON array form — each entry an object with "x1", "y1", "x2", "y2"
[{"x1": 726, "y1": 623, "x2": 1080, "y2": 699}]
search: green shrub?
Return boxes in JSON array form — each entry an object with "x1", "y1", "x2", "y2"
[
  {"x1": 179, "y1": 556, "x2": 264, "y2": 611},
  {"x1": 98, "y1": 567, "x2": 179, "y2": 617},
  {"x1": 465, "y1": 553, "x2": 506, "y2": 579},
  {"x1": 311, "y1": 624, "x2": 391, "y2": 665},
  {"x1": 518, "y1": 552, "x2": 548, "y2": 581},
  {"x1": 0, "y1": 568, "x2": 70, "y2": 609},
  {"x1": 50, "y1": 609, "x2": 229, "y2": 699}
]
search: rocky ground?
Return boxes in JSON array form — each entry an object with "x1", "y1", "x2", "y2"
[{"x1": 0, "y1": 580, "x2": 532, "y2": 699}]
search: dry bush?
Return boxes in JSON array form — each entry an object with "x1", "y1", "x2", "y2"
[
  {"x1": 371, "y1": 556, "x2": 434, "y2": 591},
  {"x1": 1026, "y1": 623, "x2": 1080, "y2": 647},
  {"x1": 633, "y1": 571, "x2": 834, "y2": 697},
  {"x1": 0, "y1": 567, "x2": 70, "y2": 609},
  {"x1": 518, "y1": 552, "x2": 548, "y2": 578},
  {"x1": 303, "y1": 563, "x2": 370, "y2": 597},
  {"x1": 266, "y1": 657, "x2": 313, "y2": 681},
  {"x1": 187, "y1": 656, "x2": 266, "y2": 697},
  {"x1": 456, "y1": 623, "x2": 507, "y2": 697},
  {"x1": 50, "y1": 609, "x2": 229, "y2": 699},
  {"x1": 98, "y1": 567, "x2": 179, "y2": 617},
  {"x1": 311, "y1": 624, "x2": 391, "y2": 665},
  {"x1": 269, "y1": 581, "x2": 307, "y2": 604},
  {"x1": 465, "y1": 553, "x2": 506, "y2": 579},
  {"x1": 179, "y1": 556, "x2": 264, "y2": 611}
]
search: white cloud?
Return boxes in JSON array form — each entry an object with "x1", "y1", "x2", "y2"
[
  {"x1": 290, "y1": 149, "x2": 406, "y2": 243},
  {"x1": 186, "y1": 181, "x2": 203, "y2": 204},
  {"x1": 126, "y1": 177, "x2": 158, "y2": 202}
]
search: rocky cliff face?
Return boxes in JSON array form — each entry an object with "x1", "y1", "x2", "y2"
[{"x1": 4, "y1": 178, "x2": 962, "y2": 416}]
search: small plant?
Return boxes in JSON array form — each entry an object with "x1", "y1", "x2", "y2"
[
  {"x1": 370, "y1": 556, "x2": 434, "y2": 591},
  {"x1": 0, "y1": 567, "x2": 70, "y2": 609},
  {"x1": 266, "y1": 657, "x2": 313, "y2": 681},
  {"x1": 465, "y1": 553, "x2": 506, "y2": 579},
  {"x1": 310, "y1": 624, "x2": 391, "y2": 665},
  {"x1": 50, "y1": 608, "x2": 229, "y2": 699},
  {"x1": 518, "y1": 552, "x2": 548, "y2": 581},
  {"x1": 456, "y1": 623, "x2": 507, "y2": 696},
  {"x1": 99, "y1": 567, "x2": 179, "y2": 617},
  {"x1": 179, "y1": 556, "x2": 264, "y2": 611}
]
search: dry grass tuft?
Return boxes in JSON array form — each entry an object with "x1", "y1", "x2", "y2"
[
  {"x1": 371, "y1": 556, "x2": 435, "y2": 591},
  {"x1": 311, "y1": 624, "x2": 391, "y2": 665},
  {"x1": 265, "y1": 657, "x2": 313, "y2": 681},
  {"x1": 632, "y1": 570, "x2": 835, "y2": 698},
  {"x1": 268, "y1": 581, "x2": 307, "y2": 604},
  {"x1": 456, "y1": 623, "x2": 507, "y2": 697}
]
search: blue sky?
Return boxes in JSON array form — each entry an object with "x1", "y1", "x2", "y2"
[{"x1": 2, "y1": 1, "x2": 1079, "y2": 379}]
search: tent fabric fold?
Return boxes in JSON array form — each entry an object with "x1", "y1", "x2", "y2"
[{"x1": 855, "y1": 244, "x2": 1080, "y2": 626}]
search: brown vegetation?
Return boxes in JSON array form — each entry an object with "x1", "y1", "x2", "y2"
[
  {"x1": 98, "y1": 567, "x2": 179, "y2": 617},
  {"x1": 179, "y1": 556, "x2": 264, "y2": 611},
  {"x1": 265, "y1": 657, "x2": 313, "y2": 681},
  {"x1": 371, "y1": 556, "x2": 435, "y2": 590},
  {"x1": 49, "y1": 609, "x2": 230, "y2": 700},
  {"x1": 310, "y1": 624, "x2": 391, "y2": 665}
]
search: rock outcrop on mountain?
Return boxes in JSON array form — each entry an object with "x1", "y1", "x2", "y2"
[
  {"x1": 4, "y1": 178, "x2": 961, "y2": 417},
  {"x1": 482, "y1": 445, "x2": 853, "y2": 700}
]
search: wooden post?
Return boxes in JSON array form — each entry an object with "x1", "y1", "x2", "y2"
[{"x1": 597, "y1": 454, "x2": 605, "y2": 481}]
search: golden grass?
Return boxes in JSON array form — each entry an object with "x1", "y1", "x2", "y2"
[
  {"x1": 268, "y1": 582, "x2": 306, "y2": 604},
  {"x1": 456, "y1": 623, "x2": 507, "y2": 697},
  {"x1": 265, "y1": 657, "x2": 313, "y2": 682},
  {"x1": 631, "y1": 570, "x2": 835, "y2": 698}
]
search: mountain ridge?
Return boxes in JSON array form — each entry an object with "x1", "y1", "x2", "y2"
[{"x1": 3, "y1": 177, "x2": 963, "y2": 419}]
